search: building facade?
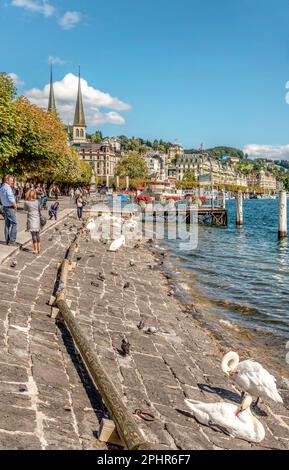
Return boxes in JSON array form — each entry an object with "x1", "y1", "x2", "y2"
[
  {"x1": 175, "y1": 153, "x2": 248, "y2": 188},
  {"x1": 247, "y1": 170, "x2": 276, "y2": 191}
]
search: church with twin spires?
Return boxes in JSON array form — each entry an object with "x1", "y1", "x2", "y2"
[{"x1": 47, "y1": 66, "x2": 120, "y2": 178}]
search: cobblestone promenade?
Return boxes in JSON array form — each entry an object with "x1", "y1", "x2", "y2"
[{"x1": 0, "y1": 215, "x2": 289, "y2": 450}]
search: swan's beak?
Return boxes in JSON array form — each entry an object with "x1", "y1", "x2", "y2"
[{"x1": 235, "y1": 406, "x2": 244, "y2": 418}]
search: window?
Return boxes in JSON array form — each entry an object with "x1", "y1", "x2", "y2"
[
  {"x1": 80, "y1": 129, "x2": 84, "y2": 138},
  {"x1": 76, "y1": 129, "x2": 80, "y2": 137}
]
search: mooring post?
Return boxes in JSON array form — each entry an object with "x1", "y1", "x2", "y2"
[
  {"x1": 236, "y1": 190, "x2": 243, "y2": 227},
  {"x1": 106, "y1": 174, "x2": 110, "y2": 188},
  {"x1": 278, "y1": 190, "x2": 287, "y2": 239},
  {"x1": 221, "y1": 189, "x2": 226, "y2": 209},
  {"x1": 126, "y1": 176, "x2": 129, "y2": 190},
  {"x1": 116, "y1": 175, "x2": 120, "y2": 188}
]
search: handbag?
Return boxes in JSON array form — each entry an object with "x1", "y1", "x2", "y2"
[{"x1": 38, "y1": 203, "x2": 47, "y2": 228}]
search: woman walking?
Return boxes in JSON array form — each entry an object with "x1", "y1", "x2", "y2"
[
  {"x1": 76, "y1": 193, "x2": 84, "y2": 220},
  {"x1": 24, "y1": 190, "x2": 41, "y2": 254}
]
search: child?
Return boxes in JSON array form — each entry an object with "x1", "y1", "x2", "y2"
[{"x1": 48, "y1": 202, "x2": 59, "y2": 220}]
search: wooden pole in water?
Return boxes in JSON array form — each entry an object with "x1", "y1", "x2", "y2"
[
  {"x1": 106, "y1": 174, "x2": 110, "y2": 188},
  {"x1": 221, "y1": 189, "x2": 226, "y2": 209},
  {"x1": 278, "y1": 190, "x2": 287, "y2": 239},
  {"x1": 116, "y1": 175, "x2": 120, "y2": 188},
  {"x1": 126, "y1": 176, "x2": 129, "y2": 190},
  {"x1": 236, "y1": 190, "x2": 243, "y2": 227}
]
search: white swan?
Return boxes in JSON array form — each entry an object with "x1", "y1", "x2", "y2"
[
  {"x1": 184, "y1": 395, "x2": 265, "y2": 443},
  {"x1": 222, "y1": 351, "x2": 283, "y2": 404},
  {"x1": 108, "y1": 235, "x2": 126, "y2": 252},
  {"x1": 86, "y1": 218, "x2": 96, "y2": 231}
]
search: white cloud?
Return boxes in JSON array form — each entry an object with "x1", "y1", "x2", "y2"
[
  {"x1": 8, "y1": 72, "x2": 24, "y2": 86},
  {"x1": 244, "y1": 144, "x2": 289, "y2": 161},
  {"x1": 59, "y1": 11, "x2": 81, "y2": 30},
  {"x1": 11, "y1": 1, "x2": 81, "y2": 30},
  {"x1": 48, "y1": 55, "x2": 65, "y2": 65},
  {"x1": 25, "y1": 73, "x2": 131, "y2": 127},
  {"x1": 11, "y1": 0, "x2": 56, "y2": 17}
]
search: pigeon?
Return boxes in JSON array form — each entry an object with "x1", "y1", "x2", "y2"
[
  {"x1": 121, "y1": 339, "x2": 130, "y2": 356},
  {"x1": 97, "y1": 273, "x2": 106, "y2": 282},
  {"x1": 55, "y1": 227, "x2": 59, "y2": 232},
  {"x1": 55, "y1": 282, "x2": 65, "y2": 296},
  {"x1": 76, "y1": 256, "x2": 82, "y2": 261},
  {"x1": 129, "y1": 260, "x2": 136, "y2": 267},
  {"x1": 123, "y1": 282, "x2": 130, "y2": 289},
  {"x1": 134, "y1": 244, "x2": 140, "y2": 249},
  {"x1": 10, "y1": 259, "x2": 17, "y2": 268},
  {"x1": 91, "y1": 281, "x2": 100, "y2": 288},
  {"x1": 108, "y1": 235, "x2": 126, "y2": 252},
  {"x1": 137, "y1": 320, "x2": 145, "y2": 330},
  {"x1": 145, "y1": 327, "x2": 158, "y2": 335},
  {"x1": 111, "y1": 271, "x2": 119, "y2": 277}
]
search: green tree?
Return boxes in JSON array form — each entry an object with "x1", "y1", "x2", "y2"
[
  {"x1": 90, "y1": 130, "x2": 103, "y2": 144},
  {"x1": 183, "y1": 170, "x2": 196, "y2": 182},
  {"x1": 0, "y1": 73, "x2": 23, "y2": 170},
  {"x1": 116, "y1": 152, "x2": 148, "y2": 179}
]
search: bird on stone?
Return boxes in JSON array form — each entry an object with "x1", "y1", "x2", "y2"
[
  {"x1": 137, "y1": 320, "x2": 145, "y2": 330},
  {"x1": 123, "y1": 282, "x2": 130, "y2": 289},
  {"x1": 86, "y1": 219, "x2": 96, "y2": 232},
  {"x1": 221, "y1": 351, "x2": 283, "y2": 407},
  {"x1": 97, "y1": 273, "x2": 106, "y2": 282},
  {"x1": 108, "y1": 235, "x2": 126, "y2": 252},
  {"x1": 121, "y1": 339, "x2": 130, "y2": 356},
  {"x1": 55, "y1": 282, "x2": 65, "y2": 296},
  {"x1": 145, "y1": 327, "x2": 158, "y2": 335},
  {"x1": 10, "y1": 259, "x2": 17, "y2": 268},
  {"x1": 91, "y1": 281, "x2": 99, "y2": 288}
]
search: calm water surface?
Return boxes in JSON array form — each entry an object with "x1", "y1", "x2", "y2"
[{"x1": 162, "y1": 199, "x2": 289, "y2": 371}]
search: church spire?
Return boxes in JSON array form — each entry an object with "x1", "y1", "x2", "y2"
[
  {"x1": 47, "y1": 64, "x2": 56, "y2": 113},
  {"x1": 73, "y1": 66, "x2": 86, "y2": 127}
]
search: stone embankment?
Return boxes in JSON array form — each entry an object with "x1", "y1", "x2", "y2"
[{"x1": 0, "y1": 215, "x2": 289, "y2": 449}]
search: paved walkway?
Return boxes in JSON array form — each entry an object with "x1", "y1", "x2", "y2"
[
  {"x1": 66, "y1": 235, "x2": 289, "y2": 450},
  {"x1": 0, "y1": 216, "x2": 107, "y2": 450},
  {"x1": 0, "y1": 214, "x2": 289, "y2": 449},
  {"x1": 0, "y1": 197, "x2": 75, "y2": 265}
]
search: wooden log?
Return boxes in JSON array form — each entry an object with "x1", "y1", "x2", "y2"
[
  {"x1": 98, "y1": 419, "x2": 124, "y2": 447},
  {"x1": 278, "y1": 190, "x2": 287, "y2": 239},
  {"x1": 236, "y1": 191, "x2": 243, "y2": 227},
  {"x1": 48, "y1": 295, "x2": 56, "y2": 306},
  {"x1": 54, "y1": 233, "x2": 161, "y2": 451},
  {"x1": 56, "y1": 297, "x2": 155, "y2": 450}
]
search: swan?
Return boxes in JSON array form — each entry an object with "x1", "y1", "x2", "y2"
[
  {"x1": 221, "y1": 351, "x2": 283, "y2": 405},
  {"x1": 108, "y1": 235, "x2": 126, "y2": 252},
  {"x1": 184, "y1": 395, "x2": 265, "y2": 443},
  {"x1": 86, "y1": 219, "x2": 96, "y2": 232}
]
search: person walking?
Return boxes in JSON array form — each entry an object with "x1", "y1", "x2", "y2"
[
  {"x1": 24, "y1": 190, "x2": 41, "y2": 254},
  {"x1": 0, "y1": 175, "x2": 18, "y2": 246},
  {"x1": 48, "y1": 202, "x2": 60, "y2": 220},
  {"x1": 76, "y1": 193, "x2": 84, "y2": 220}
]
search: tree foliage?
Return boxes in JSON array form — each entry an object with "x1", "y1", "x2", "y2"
[
  {"x1": 116, "y1": 152, "x2": 148, "y2": 179},
  {"x1": 0, "y1": 75, "x2": 89, "y2": 184},
  {"x1": 0, "y1": 73, "x2": 23, "y2": 166}
]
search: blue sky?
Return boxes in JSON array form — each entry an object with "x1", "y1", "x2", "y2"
[{"x1": 2, "y1": 0, "x2": 289, "y2": 158}]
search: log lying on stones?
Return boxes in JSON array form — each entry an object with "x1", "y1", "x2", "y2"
[{"x1": 55, "y1": 232, "x2": 161, "y2": 451}]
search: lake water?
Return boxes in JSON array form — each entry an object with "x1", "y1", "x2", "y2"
[{"x1": 161, "y1": 199, "x2": 289, "y2": 373}]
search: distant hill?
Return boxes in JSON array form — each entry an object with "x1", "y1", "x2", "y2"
[{"x1": 185, "y1": 146, "x2": 245, "y2": 160}]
